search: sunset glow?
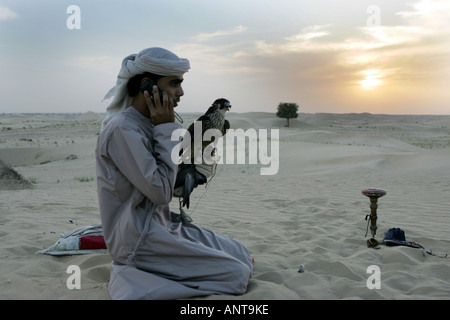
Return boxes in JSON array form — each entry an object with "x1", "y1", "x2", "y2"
[
  {"x1": 359, "y1": 70, "x2": 383, "y2": 90},
  {"x1": 0, "y1": 0, "x2": 449, "y2": 114}
]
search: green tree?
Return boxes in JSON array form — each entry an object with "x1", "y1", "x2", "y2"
[{"x1": 276, "y1": 102, "x2": 298, "y2": 127}]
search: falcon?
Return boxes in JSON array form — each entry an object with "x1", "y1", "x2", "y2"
[
  {"x1": 185, "y1": 98, "x2": 231, "y2": 150},
  {"x1": 173, "y1": 98, "x2": 231, "y2": 221}
]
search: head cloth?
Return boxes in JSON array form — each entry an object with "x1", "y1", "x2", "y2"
[{"x1": 101, "y1": 47, "x2": 190, "y2": 128}]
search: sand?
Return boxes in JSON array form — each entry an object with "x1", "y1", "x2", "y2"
[{"x1": 0, "y1": 111, "x2": 449, "y2": 300}]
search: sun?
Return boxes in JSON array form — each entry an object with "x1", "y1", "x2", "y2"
[
  {"x1": 360, "y1": 77, "x2": 382, "y2": 90},
  {"x1": 359, "y1": 69, "x2": 383, "y2": 90}
]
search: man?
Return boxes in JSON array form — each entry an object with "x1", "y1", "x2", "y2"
[{"x1": 96, "y1": 47, "x2": 253, "y2": 300}]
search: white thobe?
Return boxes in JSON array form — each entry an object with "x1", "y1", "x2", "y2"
[{"x1": 95, "y1": 107, "x2": 252, "y2": 299}]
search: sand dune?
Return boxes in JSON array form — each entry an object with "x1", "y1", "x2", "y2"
[{"x1": 0, "y1": 111, "x2": 449, "y2": 300}]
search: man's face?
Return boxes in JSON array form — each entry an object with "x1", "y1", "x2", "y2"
[{"x1": 157, "y1": 76, "x2": 184, "y2": 108}]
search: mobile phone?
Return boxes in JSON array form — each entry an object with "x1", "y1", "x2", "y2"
[{"x1": 140, "y1": 79, "x2": 164, "y2": 103}]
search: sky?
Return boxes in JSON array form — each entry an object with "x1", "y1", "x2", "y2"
[{"x1": 0, "y1": 0, "x2": 449, "y2": 115}]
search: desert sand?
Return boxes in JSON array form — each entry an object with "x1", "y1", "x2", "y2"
[{"x1": 0, "y1": 111, "x2": 449, "y2": 300}]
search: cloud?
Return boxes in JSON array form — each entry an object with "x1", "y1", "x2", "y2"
[
  {"x1": 284, "y1": 25, "x2": 331, "y2": 42},
  {"x1": 246, "y1": 0, "x2": 449, "y2": 90},
  {"x1": 397, "y1": 0, "x2": 450, "y2": 22},
  {"x1": 0, "y1": 6, "x2": 18, "y2": 21},
  {"x1": 171, "y1": 1, "x2": 450, "y2": 114},
  {"x1": 180, "y1": 11, "x2": 444, "y2": 79},
  {"x1": 173, "y1": 25, "x2": 254, "y2": 74},
  {"x1": 191, "y1": 25, "x2": 248, "y2": 42},
  {"x1": 251, "y1": 25, "x2": 335, "y2": 55}
]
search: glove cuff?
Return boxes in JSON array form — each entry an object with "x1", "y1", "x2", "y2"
[{"x1": 195, "y1": 162, "x2": 216, "y2": 179}]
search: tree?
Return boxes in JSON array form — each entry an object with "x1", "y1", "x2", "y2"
[{"x1": 276, "y1": 102, "x2": 298, "y2": 127}]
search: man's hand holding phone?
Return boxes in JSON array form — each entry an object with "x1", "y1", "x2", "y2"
[{"x1": 141, "y1": 81, "x2": 175, "y2": 126}]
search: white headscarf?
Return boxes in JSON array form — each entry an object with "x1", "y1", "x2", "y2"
[{"x1": 101, "y1": 47, "x2": 190, "y2": 128}]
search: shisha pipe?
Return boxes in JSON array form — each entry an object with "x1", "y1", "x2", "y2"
[{"x1": 362, "y1": 188, "x2": 386, "y2": 247}]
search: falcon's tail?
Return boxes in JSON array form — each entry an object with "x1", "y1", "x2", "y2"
[{"x1": 174, "y1": 163, "x2": 207, "y2": 209}]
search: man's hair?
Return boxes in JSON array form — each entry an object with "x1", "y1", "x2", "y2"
[{"x1": 127, "y1": 72, "x2": 163, "y2": 97}]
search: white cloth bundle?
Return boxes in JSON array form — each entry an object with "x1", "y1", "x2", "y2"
[
  {"x1": 101, "y1": 47, "x2": 190, "y2": 129},
  {"x1": 37, "y1": 224, "x2": 106, "y2": 256}
]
